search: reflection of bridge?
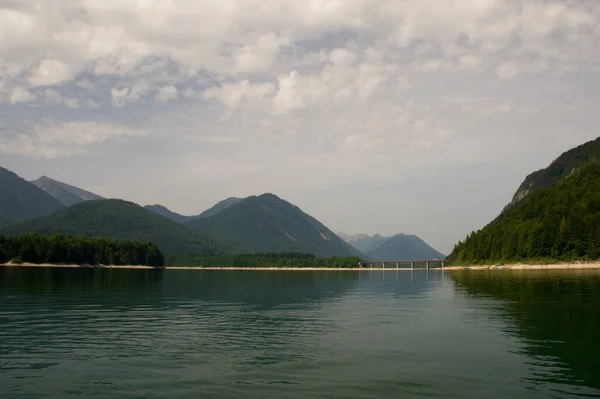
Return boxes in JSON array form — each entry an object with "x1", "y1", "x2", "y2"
[{"x1": 358, "y1": 260, "x2": 447, "y2": 269}]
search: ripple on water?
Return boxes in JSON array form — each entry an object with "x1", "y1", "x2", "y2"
[{"x1": 1, "y1": 269, "x2": 600, "y2": 398}]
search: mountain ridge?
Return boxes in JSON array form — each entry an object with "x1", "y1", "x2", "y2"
[
  {"x1": 449, "y1": 136, "x2": 600, "y2": 264},
  {"x1": 31, "y1": 176, "x2": 103, "y2": 206},
  {"x1": 1, "y1": 199, "x2": 241, "y2": 254},
  {"x1": 339, "y1": 232, "x2": 444, "y2": 261},
  {"x1": 0, "y1": 167, "x2": 65, "y2": 228},
  {"x1": 187, "y1": 193, "x2": 365, "y2": 257}
]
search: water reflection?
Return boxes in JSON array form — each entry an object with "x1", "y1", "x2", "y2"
[
  {"x1": 358, "y1": 269, "x2": 444, "y2": 298},
  {"x1": 451, "y1": 269, "x2": 600, "y2": 393}
]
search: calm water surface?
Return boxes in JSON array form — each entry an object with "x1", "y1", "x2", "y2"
[{"x1": 1, "y1": 267, "x2": 599, "y2": 398}]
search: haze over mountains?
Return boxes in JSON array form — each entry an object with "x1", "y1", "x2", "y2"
[
  {"x1": 31, "y1": 176, "x2": 104, "y2": 206},
  {"x1": 0, "y1": 165, "x2": 451, "y2": 261},
  {"x1": 0, "y1": 167, "x2": 64, "y2": 228},
  {"x1": 339, "y1": 233, "x2": 445, "y2": 261},
  {"x1": 0, "y1": 166, "x2": 372, "y2": 259}
]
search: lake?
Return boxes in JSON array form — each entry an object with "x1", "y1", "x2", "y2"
[{"x1": 1, "y1": 267, "x2": 600, "y2": 398}]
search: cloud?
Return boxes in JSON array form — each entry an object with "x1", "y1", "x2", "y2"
[
  {"x1": 9, "y1": 87, "x2": 36, "y2": 104},
  {"x1": 156, "y1": 85, "x2": 178, "y2": 103},
  {"x1": 111, "y1": 80, "x2": 154, "y2": 107},
  {"x1": 27, "y1": 59, "x2": 73, "y2": 87},
  {"x1": 0, "y1": 121, "x2": 147, "y2": 158},
  {"x1": 1, "y1": 0, "x2": 600, "y2": 252},
  {"x1": 203, "y1": 80, "x2": 275, "y2": 109}
]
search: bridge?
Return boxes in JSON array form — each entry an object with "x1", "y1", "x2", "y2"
[{"x1": 358, "y1": 260, "x2": 447, "y2": 269}]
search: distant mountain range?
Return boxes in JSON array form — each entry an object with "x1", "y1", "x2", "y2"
[
  {"x1": 339, "y1": 233, "x2": 445, "y2": 261},
  {"x1": 0, "y1": 167, "x2": 64, "y2": 228},
  {"x1": 0, "y1": 166, "x2": 364, "y2": 259},
  {"x1": 31, "y1": 176, "x2": 104, "y2": 206}
]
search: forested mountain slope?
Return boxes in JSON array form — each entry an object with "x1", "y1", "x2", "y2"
[
  {"x1": 197, "y1": 197, "x2": 243, "y2": 219},
  {"x1": 504, "y1": 137, "x2": 600, "y2": 212},
  {"x1": 144, "y1": 204, "x2": 194, "y2": 223},
  {"x1": 186, "y1": 193, "x2": 365, "y2": 257},
  {"x1": 2, "y1": 199, "x2": 239, "y2": 254},
  {"x1": 449, "y1": 163, "x2": 600, "y2": 264}
]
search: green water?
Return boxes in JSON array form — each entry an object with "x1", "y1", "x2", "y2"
[{"x1": 1, "y1": 268, "x2": 599, "y2": 398}]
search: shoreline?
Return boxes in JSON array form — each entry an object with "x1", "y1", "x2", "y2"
[
  {"x1": 0, "y1": 263, "x2": 160, "y2": 269},
  {"x1": 3, "y1": 262, "x2": 600, "y2": 271}
]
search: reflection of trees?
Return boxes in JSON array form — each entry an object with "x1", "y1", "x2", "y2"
[
  {"x1": 0, "y1": 267, "x2": 164, "y2": 294},
  {"x1": 451, "y1": 270, "x2": 600, "y2": 391},
  {"x1": 161, "y1": 270, "x2": 359, "y2": 308}
]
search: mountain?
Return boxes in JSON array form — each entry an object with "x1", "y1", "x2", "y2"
[
  {"x1": 504, "y1": 137, "x2": 600, "y2": 212},
  {"x1": 186, "y1": 193, "x2": 365, "y2": 257},
  {"x1": 339, "y1": 232, "x2": 444, "y2": 260},
  {"x1": 449, "y1": 137, "x2": 600, "y2": 264},
  {"x1": 197, "y1": 197, "x2": 243, "y2": 219},
  {"x1": 339, "y1": 233, "x2": 389, "y2": 254},
  {"x1": 366, "y1": 234, "x2": 445, "y2": 261},
  {"x1": 2, "y1": 199, "x2": 239, "y2": 254},
  {"x1": 0, "y1": 166, "x2": 65, "y2": 228},
  {"x1": 31, "y1": 176, "x2": 103, "y2": 206},
  {"x1": 144, "y1": 204, "x2": 194, "y2": 223}
]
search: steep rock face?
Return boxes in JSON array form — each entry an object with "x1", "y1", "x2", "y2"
[
  {"x1": 338, "y1": 233, "x2": 389, "y2": 254},
  {"x1": 186, "y1": 193, "x2": 365, "y2": 257},
  {"x1": 0, "y1": 167, "x2": 65, "y2": 228},
  {"x1": 2, "y1": 199, "x2": 240, "y2": 254},
  {"x1": 31, "y1": 176, "x2": 103, "y2": 206},
  {"x1": 504, "y1": 137, "x2": 600, "y2": 212}
]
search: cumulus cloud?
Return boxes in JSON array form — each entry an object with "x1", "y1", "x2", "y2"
[
  {"x1": 203, "y1": 80, "x2": 275, "y2": 109},
  {"x1": 156, "y1": 85, "x2": 178, "y2": 103},
  {"x1": 1, "y1": 0, "x2": 600, "y2": 251},
  {"x1": 9, "y1": 87, "x2": 36, "y2": 104}
]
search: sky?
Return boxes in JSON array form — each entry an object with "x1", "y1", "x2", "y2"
[{"x1": 1, "y1": 0, "x2": 600, "y2": 254}]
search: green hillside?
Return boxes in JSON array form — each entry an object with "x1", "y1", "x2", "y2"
[
  {"x1": 0, "y1": 166, "x2": 65, "y2": 228},
  {"x1": 186, "y1": 193, "x2": 365, "y2": 257},
  {"x1": 144, "y1": 204, "x2": 194, "y2": 223},
  {"x1": 449, "y1": 162, "x2": 600, "y2": 264},
  {"x1": 504, "y1": 137, "x2": 600, "y2": 211},
  {"x1": 197, "y1": 197, "x2": 243, "y2": 218},
  {"x1": 2, "y1": 199, "x2": 239, "y2": 255}
]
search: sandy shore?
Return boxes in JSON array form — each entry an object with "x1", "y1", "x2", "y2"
[
  {"x1": 443, "y1": 262, "x2": 600, "y2": 271},
  {"x1": 166, "y1": 263, "x2": 600, "y2": 271},
  {"x1": 3, "y1": 263, "x2": 600, "y2": 271}
]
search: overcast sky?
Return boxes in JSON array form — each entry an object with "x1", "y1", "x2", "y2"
[{"x1": 1, "y1": 0, "x2": 599, "y2": 253}]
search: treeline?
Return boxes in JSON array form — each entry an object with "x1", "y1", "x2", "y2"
[
  {"x1": 0, "y1": 233, "x2": 164, "y2": 267},
  {"x1": 448, "y1": 164, "x2": 600, "y2": 265},
  {"x1": 166, "y1": 252, "x2": 363, "y2": 268}
]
